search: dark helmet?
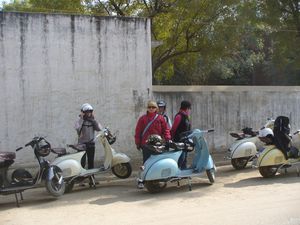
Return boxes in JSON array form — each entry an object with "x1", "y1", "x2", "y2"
[
  {"x1": 146, "y1": 134, "x2": 163, "y2": 146},
  {"x1": 37, "y1": 138, "x2": 51, "y2": 157},
  {"x1": 157, "y1": 100, "x2": 166, "y2": 108},
  {"x1": 180, "y1": 100, "x2": 191, "y2": 110}
]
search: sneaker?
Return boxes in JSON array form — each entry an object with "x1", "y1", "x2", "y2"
[
  {"x1": 139, "y1": 165, "x2": 145, "y2": 171},
  {"x1": 137, "y1": 182, "x2": 144, "y2": 189}
]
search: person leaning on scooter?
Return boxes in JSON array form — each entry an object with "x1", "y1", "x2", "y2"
[
  {"x1": 75, "y1": 103, "x2": 103, "y2": 170},
  {"x1": 135, "y1": 100, "x2": 171, "y2": 164},
  {"x1": 171, "y1": 100, "x2": 192, "y2": 169}
]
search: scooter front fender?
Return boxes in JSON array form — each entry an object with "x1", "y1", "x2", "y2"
[
  {"x1": 257, "y1": 145, "x2": 287, "y2": 167},
  {"x1": 111, "y1": 152, "x2": 130, "y2": 167},
  {"x1": 47, "y1": 165, "x2": 63, "y2": 185},
  {"x1": 205, "y1": 155, "x2": 215, "y2": 170},
  {"x1": 142, "y1": 158, "x2": 178, "y2": 181},
  {"x1": 230, "y1": 141, "x2": 257, "y2": 159}
]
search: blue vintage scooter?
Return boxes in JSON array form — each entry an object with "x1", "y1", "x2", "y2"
[{"x1": 137, "y1": 129, "x2": 216, "y2": 193}]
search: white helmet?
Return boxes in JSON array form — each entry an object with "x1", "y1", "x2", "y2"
[
  {"x1": 258, "y1": 127, "x2": 274, "y2": 138},
  {"x1": 81, "y1": 103, "x2": 93, "y2": 112}
]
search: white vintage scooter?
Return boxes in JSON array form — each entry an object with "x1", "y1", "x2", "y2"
[
  {"x1": 226, "y1": 118, "x2": 274, "y2": 169},
  {"x1": 51, "y1": 128, "x2": 132, "y2": 193}
]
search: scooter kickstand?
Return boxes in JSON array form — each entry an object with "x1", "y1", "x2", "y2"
[
  {"x1": 89, "y1": 176, "x2": 96, "y2": 189},
  {"x1": 14, "y1": 192, "x2": 20, "y2": 207},
  {"x1": 188, "y1": 177, "x2": 192, "y2": 191}
]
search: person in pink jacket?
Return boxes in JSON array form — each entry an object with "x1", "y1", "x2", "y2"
[{"x1": 135, "y1": 100, "x2": 171, "y2": 163}]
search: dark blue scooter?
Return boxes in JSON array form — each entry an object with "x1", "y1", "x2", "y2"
[{"x1": 137, "y1": 129, "x2": 216, "y2": 193}]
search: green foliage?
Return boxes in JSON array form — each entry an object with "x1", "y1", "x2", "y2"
[{"x1": 1, "y1": 0, "x2": 299, "y2": 85}]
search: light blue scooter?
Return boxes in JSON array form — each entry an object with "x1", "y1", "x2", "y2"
[{"x1": 138, "y1": 129, "x2": 216, "y2": 193}]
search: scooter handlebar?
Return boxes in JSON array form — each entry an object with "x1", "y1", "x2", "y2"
[
  {"x1": 16, "y1": 147, "x2": 23, "y2": 151},
  {"x1": 293, "y1": 130, "x2": 300, "y2": 135}
]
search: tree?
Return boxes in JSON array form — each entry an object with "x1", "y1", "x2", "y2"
[{"x1": 2, "y1": 0, "x2": 299, "y2": 85}]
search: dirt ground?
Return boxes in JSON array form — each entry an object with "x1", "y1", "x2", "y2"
[{"x1": 1, "y1": 164, "x2": 300, "y2": 225}]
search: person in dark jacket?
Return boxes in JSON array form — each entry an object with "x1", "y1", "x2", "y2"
[
  {"x1": 135, "y1": 100, "x2": 171, "y2": 164},
  {"x1": 171, "y1": 100, "x2": 192, "y2": 169}
]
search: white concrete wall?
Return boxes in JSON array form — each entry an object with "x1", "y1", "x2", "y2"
[
  {"x1": 153, "y1": 86, "x2": 300, "y2": 152},
  {"x1": 0, "y1": 12, "x2": 152, "y2": 165}
]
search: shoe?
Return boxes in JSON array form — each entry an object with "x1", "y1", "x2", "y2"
[
  {"x1": 137, "y1": 182, "x2": 144, "y2": 189},
  {"x1": 136, "y1": 178, "x2": 144, "y2": 189},
  {"x1": 139, "y1": 165, "x2": 145, "y2": 171}
]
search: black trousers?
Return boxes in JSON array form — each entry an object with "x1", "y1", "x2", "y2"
[
  {"x1": 81, "y1": 143, "x2": 95, "y2": 169},
  {"x1": 141, "y1": 145, "x2": 160, "y2": 164}
]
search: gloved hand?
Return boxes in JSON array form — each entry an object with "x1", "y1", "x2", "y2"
[{"x1": 165, "y1": 140, "x2": 172, "y2": 151}]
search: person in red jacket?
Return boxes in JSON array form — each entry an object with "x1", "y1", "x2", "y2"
[{"x1": 135, "y1": 100, "x2": 171, "y2": 164}]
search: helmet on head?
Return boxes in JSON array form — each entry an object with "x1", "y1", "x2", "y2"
[
  {"x1": 157, "y1": 100, "x2": 166, "y2": 108},
  {"x1": 146, "y1": 134, "x2": 163, "y2": 146},
  {"x1": 81, "y1": 103, "x2": 93, "y2": 112},
  {"x1": 37, "y1": 138, "x2": 51, "y2": 157},
  {"x1": 258, "y1": 128, "x2": 274, "y2": 138},
  {"x1": 258, "y1": 127, "x2": 274, "y2": 144}
]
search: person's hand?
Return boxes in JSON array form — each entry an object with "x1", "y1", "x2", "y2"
[
  {"x1": 165, "y1": 140, "x2": 172, "y2": 150},
  {"x1": 79, "y1": 112, "x2": 84, "y2": 118},
  {"x1": 136, "y1": 145, "x2": 141, "y2": 151},
  {"x1": 83, "y1": 114, "x2": 94, "y2": 121}
]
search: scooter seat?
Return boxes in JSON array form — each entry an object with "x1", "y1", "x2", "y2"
[
  {"x1": 51, "y1": 148, "x2": 67, "y2": 156},
  {"x1": 0, "y1": 152, "x2": 16, "y2": 161}
]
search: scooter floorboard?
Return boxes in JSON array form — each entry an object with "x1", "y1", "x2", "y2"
[
  {"x1": 0, "y1": 185, "x2": 35, "y2": 194},
  {"x1": 177, "y1": 169, "x2": 207, "y2": 178},
  {"x1": 80, "y1": 167, "x2": 106, "y2": 177}
]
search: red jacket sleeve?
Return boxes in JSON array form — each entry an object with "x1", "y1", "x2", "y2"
[{"x1": 134, "y1": 116, "x2": 144, "y2": 146}]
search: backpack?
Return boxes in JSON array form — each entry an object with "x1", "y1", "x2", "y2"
[
  {"x1": 273, "y1": 116, "x2": 291, "y2": 158},
  {"x1": 273, "y1": 116, "x2": 290, "y2": 135}
]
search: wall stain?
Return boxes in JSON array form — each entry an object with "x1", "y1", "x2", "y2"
[
  {"x1": 0, "y1": 12, "x2": 4, "y2": 41},
  {"x1": 42, "y1": 14, "x2": 51, "y2": 130},
  {"x1": 70, "y1": 15, "x2": 75, "y2": 71},
  {"x1": 19, "y1": 13, "x2": 28, "y2": 114},
  {"x1": 0, "y1": 13, "x2": 9, "y2": 147},
  {"x1": 95, "y1": 17, "x2": 102, "y2": 77},
  {"x1": 133, "y1": 90, "x2": 146, "y2": 119}
]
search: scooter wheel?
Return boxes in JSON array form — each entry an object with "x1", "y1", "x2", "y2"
[
  {"x1": 259, "y1": 166, "x2": 278, "y2": 178},
  {"x1": 231, "y1": 157, "x2": 249, "y2": 170},
  {"x1": 206, "y1": 169, "x2": 215, "y2": 184},
  {"x1": 45, "y1": 166, "x2": 65, "y2": 197},
  {"x1": 144, "y1": 180, "x2": 167, "y2": 193},
  {"x1": 112, "y1": 163, "x2": 132, "y2": 179},
  {"x1": 11, "y1": 168, "x2": 33, "y2": 184}
]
